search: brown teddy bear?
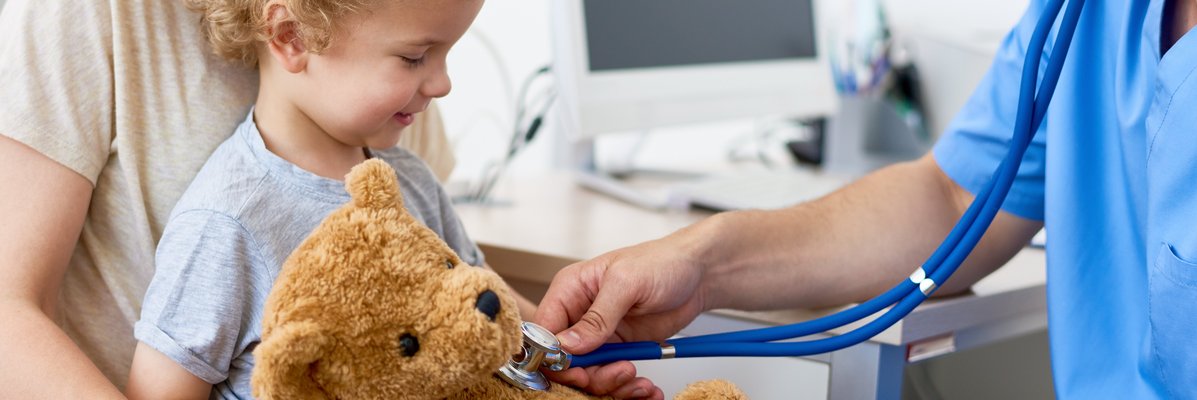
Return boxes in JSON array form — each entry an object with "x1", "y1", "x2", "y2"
[{"x1": 251, "y1": 159, "x2": 747, "y2": 400}]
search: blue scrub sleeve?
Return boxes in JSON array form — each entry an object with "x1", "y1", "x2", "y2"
[{"x1": 932, "y1": 0, "x2": 1054, "y2": 221}]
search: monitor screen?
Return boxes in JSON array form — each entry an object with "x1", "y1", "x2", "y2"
[
  {"x1": 583, "y1": 0, "x2": 817, "y2": 72},
  {"x1": 550, "y1": 0, "x2": 834, "y2": 139}
]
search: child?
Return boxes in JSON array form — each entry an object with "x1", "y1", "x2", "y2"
[{"x1": 124, "y1": 0, "x2": 535, "y2": 398}]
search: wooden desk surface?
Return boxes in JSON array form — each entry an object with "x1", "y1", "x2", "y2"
[
  {"x1": 457, "y1": 171, "x2": 1047, "y2": 347},
  {"x1": 455, "y1": 172, "x2": 707, "y2": 261}
]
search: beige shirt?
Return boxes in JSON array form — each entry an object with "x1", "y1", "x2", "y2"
[{"x1": 0, "y1": 0, "x2": 455, "y2": 388}]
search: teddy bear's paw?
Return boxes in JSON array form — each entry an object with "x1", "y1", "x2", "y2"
[{"x1": 672, "y1": 379, "x2": 748, "y2": 400}]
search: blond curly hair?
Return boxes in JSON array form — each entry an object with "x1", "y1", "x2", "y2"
[{"x1": 185, "y1": 0, "x2": 372, "y2": 65}]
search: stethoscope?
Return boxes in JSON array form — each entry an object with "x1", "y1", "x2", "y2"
[{"x1": 500, "y1": 0, "x2": 1085, "y2": 391}]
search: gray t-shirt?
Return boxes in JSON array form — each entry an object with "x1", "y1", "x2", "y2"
[{"x1": 134, "y1": 113, "x2": 483, "y2": 399}]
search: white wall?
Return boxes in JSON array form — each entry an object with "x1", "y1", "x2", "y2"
[{"x1": 437, "y1": 0, "x2": 555, "y2": 185}]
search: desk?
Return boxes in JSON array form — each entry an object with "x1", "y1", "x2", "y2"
[{"x1": 456, "y1": 172, "x2": 1047, "y2": 400}]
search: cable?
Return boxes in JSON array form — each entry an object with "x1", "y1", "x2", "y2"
[
  {"x1": 474, "y1": 90, "x2": 556, "y2": 201},
  {"x1": 469, "y1": 65, "x2": 555, "y2": 202}
]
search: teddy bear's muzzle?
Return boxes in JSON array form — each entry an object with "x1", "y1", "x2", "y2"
[{"x1": 475, "y1": 289, "x2": 501, "y2": 321}]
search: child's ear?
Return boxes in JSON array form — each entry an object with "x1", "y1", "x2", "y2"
[{"x1": 263, "y1": 2, "x2": 308, "y2": 73}]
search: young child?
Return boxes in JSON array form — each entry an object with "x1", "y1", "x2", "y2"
[{"x1": 123, "y1": 0, "x2": 535, "y2": 398}]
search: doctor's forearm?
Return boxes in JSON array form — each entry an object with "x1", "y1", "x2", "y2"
[{"x1": 698, "y1": 155, "x2": 1041, "y2": 311}]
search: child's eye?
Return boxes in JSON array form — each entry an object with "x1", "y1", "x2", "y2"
[{"x1": 399, "y1": 56, "x2": 425, "y2": 67}]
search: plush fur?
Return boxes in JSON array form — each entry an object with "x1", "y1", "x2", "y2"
[{"x1": 251, "y1": 159, "x2": 747, "y2": 399}]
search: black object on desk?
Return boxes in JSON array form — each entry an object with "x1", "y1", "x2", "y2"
[{"x1": 786, "y1": 117, "x2": 826, "y2": 166}]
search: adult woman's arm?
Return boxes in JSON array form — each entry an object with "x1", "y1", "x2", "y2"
[{"x1": 0, "y1": 136, "x2": 124, "y2": 398}]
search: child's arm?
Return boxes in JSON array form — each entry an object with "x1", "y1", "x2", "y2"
[
  {"x1": 132, "y1": 210, "x2": 267, "y2": 398},
  {"x1": 126, "y1": 343, "x2": 211, "y2": 400}
]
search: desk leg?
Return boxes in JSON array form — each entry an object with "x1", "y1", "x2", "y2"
[{"x1": 828, "y1": 342, "x2": 904, "y2": 400}]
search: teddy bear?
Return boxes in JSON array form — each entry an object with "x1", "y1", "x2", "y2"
[{"x1": 250, "y1": 159, "x2": 747, "y2": 400}]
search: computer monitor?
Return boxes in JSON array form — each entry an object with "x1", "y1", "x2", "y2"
[
  {"x1": 549, "y1": 0, "x2": 837, "y2": 208},
  {"x1": 551, "y1": 0, "x2": 836, "y2": 141}
]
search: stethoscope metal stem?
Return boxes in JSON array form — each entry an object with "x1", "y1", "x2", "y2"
[{"x1": 497, "y1": 322, "x2": 572, "y2": 391}]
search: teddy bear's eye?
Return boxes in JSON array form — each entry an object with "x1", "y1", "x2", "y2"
[
  {"x1": 444, "y1": 259, "x2": 455, "y2": 269},
  {"x1": 398, "y1": 333, "x2": 420, "y2": 357}
]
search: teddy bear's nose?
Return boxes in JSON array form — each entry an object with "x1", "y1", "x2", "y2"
[{"x1": 476, "y1": 289, "x2": 501, "y2": 321}]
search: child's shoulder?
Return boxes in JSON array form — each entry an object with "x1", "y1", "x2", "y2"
[{"x1": 170, "y1": 128, "x2": 272, "y2": 220}]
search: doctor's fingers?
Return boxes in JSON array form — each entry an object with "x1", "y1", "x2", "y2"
[
  {"x1": 533, "y1": 263, "x2": 594, "y2": 333},
  {"x1": 579, "y1": 362, "x2": 660, "y2": 399},
  {"x1": 537, "y1": 258, "x2": 641, "y2": 353},
  {"x1": 559, "y1": 267, "x2": 642, "y2": 354},
  {"x1": 612, "y1": 377, "x2": 664, "y2": 400}
]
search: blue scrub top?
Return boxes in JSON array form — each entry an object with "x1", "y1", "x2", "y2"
[{"x1": 933, "y1": 0, "x2": 1196, "y2": 397}]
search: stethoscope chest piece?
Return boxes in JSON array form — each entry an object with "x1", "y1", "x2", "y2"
[{"x1": 498, "y1": 322, "x2": 573, "y2": 391}]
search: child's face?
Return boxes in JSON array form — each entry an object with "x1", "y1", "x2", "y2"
[{"x1": 293, "y1": 0, "x2": 482, "y2": 149}]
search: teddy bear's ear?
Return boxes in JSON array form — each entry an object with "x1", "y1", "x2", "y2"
[
  {"x1": 251, "y1": 322, "x2": 333, "y2": 400},
  {"x1": 345, "y1": 158, "x2": 405, "y2": 209}
]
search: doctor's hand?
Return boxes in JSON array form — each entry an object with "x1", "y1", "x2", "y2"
[{"x1": 534, "y1": 226, "x2": 716, "y2": 399}]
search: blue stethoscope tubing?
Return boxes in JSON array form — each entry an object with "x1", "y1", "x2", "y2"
[{"x1": 573, "y1": 0, "x2": 1085, "y2": 368}]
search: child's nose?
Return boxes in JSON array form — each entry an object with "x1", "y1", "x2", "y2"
[{"x1": 422, "y1": 69, "x2": 452, "y2": 99}]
